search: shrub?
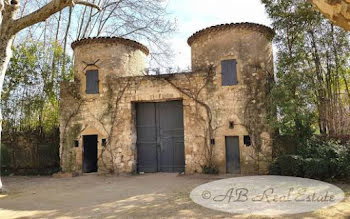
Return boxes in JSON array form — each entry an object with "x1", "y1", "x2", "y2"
[
  {"x1": 303, "y1": 158, "x2": 329, "y2": 180},
  {"x1": 277, "y1": 155, "x2": 304, "y2": 177},
  {"x1": 335, "y1": 151, "x2": 350, "y2": 179},
  {"x1": 270, "y1": 138, "x2": 350, "y2": 180}
]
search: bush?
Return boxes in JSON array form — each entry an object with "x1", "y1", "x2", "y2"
[
  {"x1": 276, "y1": 155, "x2": 304, "y2": 177},
  {"x1": 202, "y1": 165, "x2": 219, "y2": 174},
  {"x1": 269, "y1": 158, "x2": 281, "y2": 175},
  {"x1": 334, "y1": 152, "x2": 350, "y2": 179},
  {"x1": 270, "y1": 138, "x2": 350, "y2": 180},
  {"x1": 303, "y1": 158, "x2": 329, "y2": 180}
]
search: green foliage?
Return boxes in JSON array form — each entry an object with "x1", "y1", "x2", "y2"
[
  {"x1": 299, "y1": 138, "x2": 350, "y2": 179},
  {"x1": 271, "y1": 155, "x2": 304, "y2": 177},
  {"x1": 3, "y1": 41, "x2": 73, "y2": 134},
  {"x1": 263, "y1": 0, "x2": 319, "y2": 140},
  {"x1": 262, "y1": 0, "x2": 350, "y2": 139},
  {"x1": 1, "y1": 41, "x2": 71, "y2": 175},
  {"x1": 270, "y1": 138, "x2": 350, "y2": 180},
  {"x1": 303, "y1": 158, "x2": 329, "y2": 179}
]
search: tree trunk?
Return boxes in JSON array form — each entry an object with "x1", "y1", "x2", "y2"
[
  {"x1": 0, "y1": 35, "x2": 14, "y2": 191},
  {"x1": 62, "y1": 7, "x2": 73, "y2": 77}
]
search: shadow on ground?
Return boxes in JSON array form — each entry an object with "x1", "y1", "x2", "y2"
[{"x1": 0, "y1": 173, "x2": 349, "y2": 218}]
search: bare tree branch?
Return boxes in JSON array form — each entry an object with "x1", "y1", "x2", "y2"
[
  {"x1": 75, "y1": 0, "x2": 101, "y2": 10},
  {"x1": 12, "y1": 0, "x2": 100, "y2": 34}
]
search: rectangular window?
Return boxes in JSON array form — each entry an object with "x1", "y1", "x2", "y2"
[
  {"x1": 86, "y1": 70, "x2": 99, "y2": 94},
  {"x1": 221, "y1": 59, "x2": 238, "y2": 86}
]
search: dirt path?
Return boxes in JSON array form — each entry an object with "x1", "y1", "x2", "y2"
[{"x1": 0, "y1": 173, "x2": 349, "y2": 218}]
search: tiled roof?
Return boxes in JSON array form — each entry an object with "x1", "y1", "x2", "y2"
[
  {"x1": 71, "y1": 37, "x2": 149, "y2": 55},
  {"x1": 187, "y1": 22, "x2": 275, "y2": 46}
]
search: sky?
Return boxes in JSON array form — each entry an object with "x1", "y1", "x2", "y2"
[{"x1": 166, "y1": 0, "x2": 272, "y2": 70}]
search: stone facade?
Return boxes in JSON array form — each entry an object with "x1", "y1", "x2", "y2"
[
  {"x1": 60, "y1": 23, "x2": 275, "y2": 175},
  {"x1": 310, "y1": 0, "x2": 350, "y2": 31}
]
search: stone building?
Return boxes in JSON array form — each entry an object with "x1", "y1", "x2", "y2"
[{"x1": 60, "y1": 22, "x2": 275, "y2": 175}]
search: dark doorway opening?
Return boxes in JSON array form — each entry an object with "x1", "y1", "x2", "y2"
[
  {"x1": 226, "y1": 136, "x2": 241, "y2": 174},
  {"x1": 83, "y1": 135, "x2": 98, "y2": 173},
  {"x1": 136, "y1": 101, "x2": 185, "y2": 173}
]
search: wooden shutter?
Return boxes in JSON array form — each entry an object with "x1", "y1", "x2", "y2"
[
  {"x1": 86, "y1": 70, "x2": 99, "y2": 94},
  {"x1": 222, "y1": 59, "x2": 238, "y2": 86}
]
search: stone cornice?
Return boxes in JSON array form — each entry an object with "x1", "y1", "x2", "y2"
[
  {"x1": 71, "y1": 37, "x2": 149, "y2": 55},
  {"x1": 187, "y1": 22, "x2": 275, "y2": 46}
]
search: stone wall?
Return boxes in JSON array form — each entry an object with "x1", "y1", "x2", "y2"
[
  {"x1": 72, "y1": 37, "x2": 148, "y2": 79},
  {"x1": 188, "y1": 23, "x2": 274, "y2": 173},
  {"x1": 309, "y1": 0, "x2": 350, "y2": 31},
  {"x1": 1, "y1": 130, "x2": 60, "y2": 175},
  {"x1": 60, "y1": 24, "x2": 274, "y2": 175}
]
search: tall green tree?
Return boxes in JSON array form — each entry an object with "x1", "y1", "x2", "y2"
[
  {"x1": 3, "y1": 41, "x2": 72, "y2": 134},
  {"x1": 262, "y1": 0, "x2": 350, "y2": 141}
]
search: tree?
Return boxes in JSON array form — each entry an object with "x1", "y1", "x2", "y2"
[
  {"x1": 262, "y1": 0, "x2": 350, "y2": 142},
  {"x1": 14, "y1": 0, "x2": 176, "y2": 73},
  {"x1": 0, "y1": 0, "x2": 101, "y2": 192},
  {"x1": 3, "y1": 41, "x2": 71, "y2": 133}
]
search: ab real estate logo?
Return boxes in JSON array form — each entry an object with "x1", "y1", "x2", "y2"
[{"x1": 190, "y1": 176, "x2": 344, "y2": 215}]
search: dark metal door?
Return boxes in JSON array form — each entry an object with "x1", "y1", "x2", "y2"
[
  {"x1": 136, "y1": 103, "x2": 158, "y2": 172},
  {"x1": 136, "y1": 101, "x2": 185, "y2": 173},
  {"x1": 158, "y1": 101, "x2": 185, "y2": 172},
  {"x1": 226, "y1": 136, "x2": 240, "y2": 174},
  {"x1": 83, "y1": 135, "x2": 98, "y2": 173}
]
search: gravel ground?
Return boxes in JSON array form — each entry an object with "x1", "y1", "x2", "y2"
[{"x1": 0, "y1": 173, "x2": 349, "y2": 219}]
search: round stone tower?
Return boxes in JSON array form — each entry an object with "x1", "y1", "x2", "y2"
[
  {"x1": 71, "y1": 37, "x2": 149, "y2": 78},
  {"x1": 187, "y1": 23, "x2": 275, "y2": 174},
  {"x1": 187, "y1": 22, "x2": 274, "y2": 73}
]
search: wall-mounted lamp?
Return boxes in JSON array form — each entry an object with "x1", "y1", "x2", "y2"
[{"x1": 74, "y1": 140, "x2": 79, "y2": 148}]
